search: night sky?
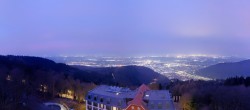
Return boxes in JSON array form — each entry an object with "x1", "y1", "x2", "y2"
[{"x1": 0, "y1": 0, "x2": 250, "y2": 57}]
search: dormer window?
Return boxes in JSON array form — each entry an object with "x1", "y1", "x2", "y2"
[
  {"x1": 138, "y1": 107, "x2": 141, "y2": 110},
  {"x1": 94, "y1": 96, "x2": 97, "y2": 101},
  {"x1": 158, "y1": 102, "x2": 162, "y2": 109},
  {"x1": 88, "y1": 95, "x2": 91, "y2": 99},
  {"x1": 117, "y1": 100, "x2": 122, "y2": 106},
  {"x1": 107, "y1": 98, "x2": 111, "y2": 104},
  {"x1": 100, "y1": 97, "x2": 104, "y2": 102}
]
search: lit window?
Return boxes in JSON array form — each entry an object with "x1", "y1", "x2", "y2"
[
  {"x1": 40, "y1": 84, "x2": 48, "y2": 92},
  {"x1": 131, "y1": 106, "x2": 134, "y2": 110},
  {"x1": 6, "y1": 75, "x2": 11, "y2": 81},
  {"x1": 112, "y1": 106, "x2": 117, "y2": 110},
  {"x1": 67, "y1": 90, "x2": 73, "y2": 95},
  {"x1": 100, "y1": 104, "x2": 104, "y2": 108},
  {"x1": 22, "y1": 79, "x2": 26, "y2": 83}
]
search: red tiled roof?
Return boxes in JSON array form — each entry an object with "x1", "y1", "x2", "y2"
[{"x1": 128, "y1": 84, "x2": 150, "y2": 109}]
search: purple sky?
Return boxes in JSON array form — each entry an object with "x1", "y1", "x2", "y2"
[{"x1": 0, "y1": 0, "x2": 250, "y2": 57}]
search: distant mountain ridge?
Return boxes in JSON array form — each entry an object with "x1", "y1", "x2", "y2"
[
  {"x1": 0, "y1": 55, "x2": 169, "y2": 86},
  {"x1": 195, "y1": 59, "x2": 250, "y2": 79}
]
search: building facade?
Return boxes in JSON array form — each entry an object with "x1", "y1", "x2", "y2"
[{"x1": 85, "y1": 84, "x2": 175, "y2": 110}]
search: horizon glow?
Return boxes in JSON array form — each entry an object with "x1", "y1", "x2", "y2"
[{"x1": 0, "y1": 0, "x2": 250, "y2": 57}]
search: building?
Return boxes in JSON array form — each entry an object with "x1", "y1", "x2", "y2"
[{"x1": 85, "y1": 84, "x2": 175, "y2": 110}]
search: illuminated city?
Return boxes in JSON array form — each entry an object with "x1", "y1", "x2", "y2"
[{"x1": 48, "y1": 55, "x2": 244, "y2": 81}]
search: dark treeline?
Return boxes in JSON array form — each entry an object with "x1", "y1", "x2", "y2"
[
  {"x1": 0, "y1": 70, "x2": 96, "y2": 110},
  {"x1": 170, "y1": 77, "x2": 250, "y2": 110},
  {"x1": 0, "y1": 55, "x2": 98, "y2": 110},
  {"x1": 224, "y1": 76, "x2": 250, "y2": 86}
]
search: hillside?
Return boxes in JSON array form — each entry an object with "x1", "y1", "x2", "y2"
[
  {"x1": 74, "y1": 65, "x2": 170, "y2": 86},
  {"x1": 195, "y1": 59, "x2": 250, "y2": 79},
  {"x1": 0, "y1": 55, "x2": 169, "y2": 86}
]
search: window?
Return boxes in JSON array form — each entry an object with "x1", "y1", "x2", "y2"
[
  {"x1": 131, "y1": 106, "x2": 134, "y2": 110},
  {"x1": 166, "y1": 102, "x2": 170, "y2": 109},
  {"x1": 87, "y1": 101, "x2": 92, "y2": 105},
  {"x1": 112, "y1": 106, "x2": 117, "y2": 110},
  {"x1": 94, "y1": 96, "x2": 97, "y2": 101},
  {"x1": 117, "y1": 100, "x2": 122, "y2": 106},
  {"x1": 88, "y1": 95, "x2": 91, "y2": 99},
  {"x1": 150, "y1": 102, "x2": 154, "y2": 109},
  {"x1": 158, "y1": 102, "x2": 162, "y2": 109},
  {"x1": 87, "y1": 105, "x2": 92, "y2": 110},
  {"x1": 93, "y1": 102, "x2": 98, "y2": 107},
  {"x1": 100, "y1": 97, "x2": 104, "y2": 102},
  {"x1": 107, "y1": 98, "x2": 111, "y2": 104},
  {"x1": 100, "y1": 104, "x2": 104, "y2": 108},
  {"x1": 106, "y1": 106, "x2": 111, "y2": 110},
  {"x1": 137, "y1": 107, "x2": 141, "y2": 110}
]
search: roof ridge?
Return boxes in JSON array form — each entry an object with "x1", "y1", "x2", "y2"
[{"x1": 128, "y1": 84, "x2": 150, "y2": 107}]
